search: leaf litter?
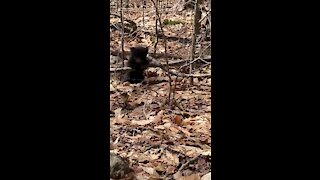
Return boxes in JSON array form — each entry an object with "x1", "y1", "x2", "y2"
[{"x1": 110, "y1": 0, "x2": 211, "y2": 179}]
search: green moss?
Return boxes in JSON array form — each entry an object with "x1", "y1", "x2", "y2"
[{"x1": 163, "y1": 19, "x2": 184, "y2": 25}]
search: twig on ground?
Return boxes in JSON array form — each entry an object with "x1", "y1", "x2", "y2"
[{"x1": 178, "y1": 155, "x2": 200, "y2": 172}]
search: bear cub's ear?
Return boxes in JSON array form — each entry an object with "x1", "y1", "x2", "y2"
[
  {"x1": 130, "y1": 46, "x2": 148, "y2": 55},
  {"x1": 130, "y1": 47, "x2": 135, "y2": 52}
]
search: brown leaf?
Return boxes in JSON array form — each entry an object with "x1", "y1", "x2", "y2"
[
  {"x1": 171, "y1": 145, "x2": 206, "y2": 157},
  {"x1": 166, "y1": 165, "x2": 176, "y2": 174},
  {"x1": 129, "y1": 106, "x2": 143, "y2": 117},
  {"x1": 113, "y1": 108, "x2": 128, "y2": 124},
  {"x1": 185, "y1": 150, "x2": 197, "y2": 157},
  {"x1": 110, "y1": 142, "x2": 115, "y2": 150},
  {"x1": 173, "y1": 171, "x2": 183, "y2": 180},
  {"x1": 181, "y1": 118, "x2": 192, "y2": 126},
  {"x1": 154, "y1": 125, "x2": 165, "y2": 130},
  {"x1": 163, "y1": 122, "x2": 172, "y2": 128},
  {"x1": 152, "y1": 110, "x2": 164, "y2": 124},
  {"x1": 200, "y1": 172, "x2": 211, "y2": 180},
  {"x1": 110, "y1": 84, "x2": 116, "y2": 92},
  {"x1": 114, "y1": 108, "x2": 122, "y2": 120},
  {"x1": 149, "y1": 153, "x2": 161, "y2": 161},
  {"x1": 184, "y1": 174, "x2": 201, "y2": 180},
  {"x1": 178, "y1": 127, "x2": 191, "y2": 136},
  {"x1": 154, "y1": 163, "x2": 166, "y2": 172},
  {"x1": 173, "y1": 115, "x2": 182, "y2": 125},
  {"x1": 131, "y1": 119, "x2": 154, "y2": 126},
  {"x1": 141, "y1": 167, "x2": 159, "y2": 177},
  {"x1": 174, "y1": 173, "x2": 201, "y2": 180},
  {"x1": 169, "y1": 125, "x2": 180, "y2": 134},
  {"x1": 165, "y1": 150, "x2": 180, "y2": 165}
]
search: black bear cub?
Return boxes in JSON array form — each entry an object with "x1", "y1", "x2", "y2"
[{"x1": 125, "y1": 46, "x2": 149, "y2": 83}]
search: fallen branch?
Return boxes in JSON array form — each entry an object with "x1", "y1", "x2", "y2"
[
  {"x1": 110, "y1": 57, "x2": 211, "y2": 78},
  {"x1": 110, "y1": 49, "x2": 183, "y2": 60},
  {"x1": 150, "y1": 62, "x2": 211, "y2": 78},
  {"x1": 110, "y1": 53, "x2": 211, "y2": 67}
]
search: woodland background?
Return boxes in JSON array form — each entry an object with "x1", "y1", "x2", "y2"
[{"x1": 109, "y1": 0, "x2": 212, "y2": 179}]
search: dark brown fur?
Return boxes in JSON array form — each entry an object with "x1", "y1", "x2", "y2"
[{"x1": 125, "y1": 46, "x2": 149, "y2": 83}]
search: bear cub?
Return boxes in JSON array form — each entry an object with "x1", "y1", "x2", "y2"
[{"x1": 124, "y1": 46, "x2": 149, "y2": 83}]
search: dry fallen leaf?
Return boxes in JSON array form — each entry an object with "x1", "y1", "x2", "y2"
[
  {"x1": 113, "y1": 108, "x2": 128, "y2": 124},
  {"x1": 174, "y1": 173, "x2": 201, "y2": 180},
  {"x1": 171, "y1": 145, "x2": 207, "y2": 157},
  {"x1": 141, "y1": 166, "x2": 159, "y2": 177},
  {"x1": 114, "y1": 108, "x2": 122, "y2": 119},
  {"x1": 178, "y1": 126, "x2": 192, "y2": 136},
  {"x1": 131, "y1": 119, "x2": 154, "y2": 126},
  {"x1": 184, "y1": 173, "x2": 201, "y2": 180},
  {"x1": 110, "y1": 84, "x2": 116, "y2": 92},
  {"x1": 200, "y1": 150, "x2": 211, "y2": 156},
  {"x1": 200, "y1": 172, "x2": 211, "y2": 180},
  {"x1": 165, "y1": 150, "x2": 180, "y2": 165},
  {"x1": 173, "y1": 171, "x2": 183, "y2": 180},
  {"x1": 173, "y1": 114, "x2": 182, "y2": 125},
  {"x1": 149, "y1": 153, "x2": 161, "y2": 161},
  {"x1": 152, "y1": 110, "x2": 164, "y2": 124}
]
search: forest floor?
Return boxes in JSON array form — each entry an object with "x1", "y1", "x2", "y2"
[{"x1": 110, "y1": 2, "x2": 211, "y2": 179}]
